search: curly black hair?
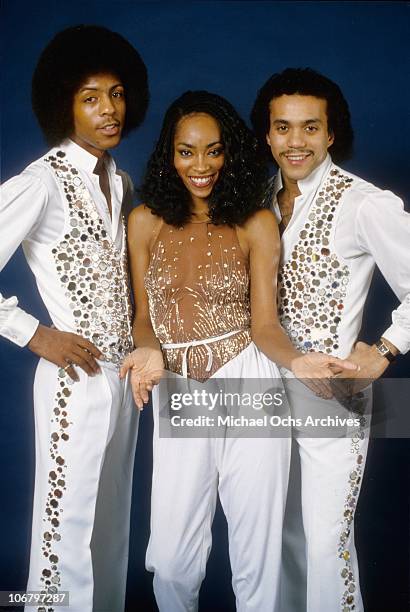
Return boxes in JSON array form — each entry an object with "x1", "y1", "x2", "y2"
[
  {"x1": 32, "y1": 25, "x2": 149, "y2": 146},
  {"x1": 140, "y1": 90, "x2": 268, "y2": 227},
  {"x1": 250, "y1": 67, "x2": 353, "y2": 163}
]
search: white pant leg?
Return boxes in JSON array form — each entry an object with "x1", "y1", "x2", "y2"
[
  {"x1": 213, "y1": 342, "x2": 291, "y2": 612},
  {"x1": 91, "y1": 372, "x2": 139, "y2": 612},
  {"x1": 146, "y1": 386, "x2": 219, "y2": 612},
  {"x1": 280, "y1": 440, "x2": 307, "y2": 612},
  {"x1": 218, "y1": 436, "x2": 291, "y2": 612},
  {"x1": 147, "y1": 344, "x2": 290, "y2": 612},
  {"x1": 298, "y1": 435, "x2": 368, "y2": 612},
  {"x1": 26, "y1": 359, "x2": 138, "y2": 612},
  {"x1": 281, "y1": 378, "x2": 370, "y2": 612}
]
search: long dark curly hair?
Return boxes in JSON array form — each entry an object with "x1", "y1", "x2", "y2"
[
  {"x1": 140, "y1": 91, "x2": 268, "y2": 227},
  {"x1": 251, "y1": 67, "x2": 354, "y2": 163},
  {"x1": 32, "y1": 25, "x2": 149, "y2": 146}
]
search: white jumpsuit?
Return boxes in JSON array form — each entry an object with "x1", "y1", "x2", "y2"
[
  {"x1": 269, "y1": 155, "x2": 410, "y2": 612},
  {"x1": 0, "y1": 140, "x2": 138, "y2": 612}
]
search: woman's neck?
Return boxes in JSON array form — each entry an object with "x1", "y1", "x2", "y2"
[{"x1": 190, "y1": 197, "x2": 210, "y2": 223}]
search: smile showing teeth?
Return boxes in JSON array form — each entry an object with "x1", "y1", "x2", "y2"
[
  {"x1": 285, "y1": 154, "x2": 309, "y2": 161},
  {"x1": 189, "y1": 176, "x2": 213, "y2": 187}
]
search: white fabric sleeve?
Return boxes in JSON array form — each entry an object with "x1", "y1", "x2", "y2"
[
  {"x1": 0, "y1": 173, "x2": 49, "y2": 346},
  {"x1": 355, "y1": 190, "x2": 410, "y2": 354}
]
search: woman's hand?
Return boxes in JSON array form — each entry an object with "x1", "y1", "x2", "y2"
[
  {"x1": 290, "y1": 352, "x2": 359, "y2": 399},
  {"x1": 120, "y1": 347, "x2": 165, "y2": 410}
]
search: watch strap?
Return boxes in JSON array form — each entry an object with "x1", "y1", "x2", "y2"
[{"x1": 375, "y1": 339, "x2": 396, "y2": 363}]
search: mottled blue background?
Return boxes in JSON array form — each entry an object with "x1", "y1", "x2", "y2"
[{"x1": 1, "y1": 1, "x2": 409, "y2": 610}]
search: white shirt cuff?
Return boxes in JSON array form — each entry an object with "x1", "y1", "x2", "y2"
[
  {"x1": 382, "y1": 325, "x2": 410, "y2": 355},
  {"x1": 0, "y1": 306, "x2": 39, "y2": 347}
]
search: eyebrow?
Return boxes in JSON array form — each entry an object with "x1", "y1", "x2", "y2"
[
  {"x1": 79, "y1": 83, "x2": 123, "y2": 93},
  {"x1": 176, "y1": 140, "x2": 223, "y2": 148},
  {"x1": 272, "y1": 119, "x2": 322, "y2": 125}
]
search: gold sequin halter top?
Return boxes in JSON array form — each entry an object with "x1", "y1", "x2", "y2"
[{"x1": 145, "y1": 221, "x2": 252, "y2": 380}]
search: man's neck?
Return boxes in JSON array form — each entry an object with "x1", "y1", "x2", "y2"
[
  {"x1": 276, "y1": 176, "x2": 301, "y2": 234},
  {"x1": 70, "y1": 134, "x2": 107, "y2": 159},
  {"x1": 280, "y1": 176, "x2": 301, "y2": 207},
  {"x1": 277, "y1": 178, "x2": 299, "y2": 215}
]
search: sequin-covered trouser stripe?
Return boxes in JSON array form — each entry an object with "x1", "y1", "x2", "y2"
[
  {"x1": 37, "y1": 369, "x2": 73, "y2": 612},
  {"x1": 339, "y1": 419, "x2": 367, "y2": 612}
]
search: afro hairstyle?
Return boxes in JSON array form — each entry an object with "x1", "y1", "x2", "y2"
[{"x1": 32, "y1": 24, "x2": 149, "y2": 146}]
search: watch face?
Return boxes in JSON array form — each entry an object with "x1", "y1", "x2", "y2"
[
  {"x1": 378, "y1": 343, "x2": 389, "y2": 355},
  {"x1": 376, "y1": 340, "x2": 395, "y2": 362}
]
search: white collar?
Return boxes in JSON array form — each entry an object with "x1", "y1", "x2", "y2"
[
  {"x1": 58, "y1": 139, "x2": 117, "y2": 176},
  {"x1": 272, "y1": 154, "x2": 332, "y2": 201}
]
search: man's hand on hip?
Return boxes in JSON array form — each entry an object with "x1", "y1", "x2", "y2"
[{"x1": 28, "y1": 324, "x2": 102, "y2": 381}]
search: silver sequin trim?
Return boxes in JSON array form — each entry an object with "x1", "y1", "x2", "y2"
[
  {"x1": 278, "y1": 168, "x2": 353, "y2": 353},
  {"x1": 45, "y1": 151, "x2": 133, "y2": 365}
]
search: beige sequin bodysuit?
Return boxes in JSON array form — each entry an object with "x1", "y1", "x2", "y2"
[{"x1": 145, "y1": 221, "x2": 252, "y2": 380}]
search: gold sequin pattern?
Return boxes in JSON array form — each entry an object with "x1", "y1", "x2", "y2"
[
  {"x1": 37, "y1": 369, "x2": 74, "y2": 611},
  {"x1": 45, "y1": 151, "x2": 133, "y2": 365},
  {"x1": 278, "y1": 168, "x2": 353, "y2": 353},
  {"x1": 338, "y1": 418, "x2": 366, "y2": 612},
  {"x1": 145, "y1": 223, "x2": 251, "y2": 380}
]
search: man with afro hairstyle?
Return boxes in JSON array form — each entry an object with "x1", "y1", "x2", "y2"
[
  {"x1": 0, "y1": 25, "x2": 148, "y2": 612},
  {"x1": 251, "y1": 67, "x2": 410, "y2": 612}
]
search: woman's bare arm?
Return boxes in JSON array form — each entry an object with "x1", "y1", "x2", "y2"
[
  {"x1": 239, "y1": 209, "x2": 358, "y2": 396},
  {"x1": 119, "y1": 205, "x2": 164, "y2": 408}
]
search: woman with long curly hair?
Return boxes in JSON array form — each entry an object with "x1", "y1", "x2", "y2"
[{"x1": 120, "y1": 90, "x2": 356, "y2": 611}]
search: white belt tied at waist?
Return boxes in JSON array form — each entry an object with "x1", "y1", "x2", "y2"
[{"x1": 162, "y1": 329, "x2": 247, "y2": 378}]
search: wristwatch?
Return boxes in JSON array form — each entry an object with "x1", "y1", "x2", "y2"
[{"x1": 375, "y1": 339, "x2": 396, "y2": 363}]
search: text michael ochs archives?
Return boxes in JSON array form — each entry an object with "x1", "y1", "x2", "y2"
[{"x1": 168, "y1": 390, "x2": 361, "y2": 429}]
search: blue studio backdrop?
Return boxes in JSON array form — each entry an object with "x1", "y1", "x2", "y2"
[{"x1": 1, "y1": 2, "x2": 409, "y2": 611}]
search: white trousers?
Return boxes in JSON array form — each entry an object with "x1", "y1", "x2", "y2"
[
  {"x1": 280, "y1": 377, "x2": 370, "y2": 612},
  {"x1": 146, "y1": 343, "x2": 291, "y2": 612},
  {"x1": 26, "y1": 358, "x2": 139, "y2": 612}
]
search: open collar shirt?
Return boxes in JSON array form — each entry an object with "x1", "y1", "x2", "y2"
[
  {"x1": 271, "y1": 155, "x2": 410, "y2": 357},
  {"x1": 0, "y1": 139, "x2": 133, "y2": 346}
]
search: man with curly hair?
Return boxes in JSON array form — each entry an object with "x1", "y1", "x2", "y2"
[
  {"x1": 251, "y1": 67, "x2": 410, "y2": 612},
  {"x1": 0, "y1": 25, "x2": 148, "y2": 612}
]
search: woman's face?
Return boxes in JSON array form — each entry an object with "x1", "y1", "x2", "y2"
[{"x1": 173, "y1": 112, "x2": 225, "y2": 204}]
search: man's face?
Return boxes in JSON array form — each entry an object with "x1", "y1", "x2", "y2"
[
  {"x1": 71, "y1": 73, "x2": 126, "y2": 157},
  {"x1": 266, "y1": 95, "x2": 334, "y2": 185}
]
